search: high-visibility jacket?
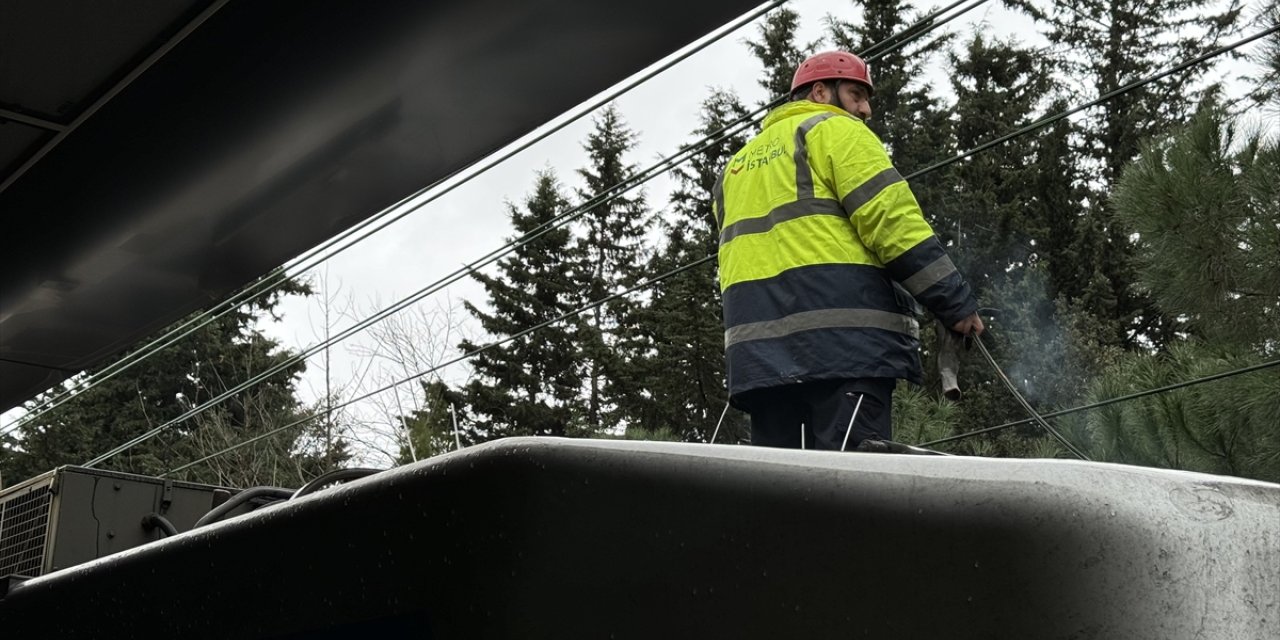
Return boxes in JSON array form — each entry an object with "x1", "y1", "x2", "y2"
[{"x1": 715, "y1": 100, "x2": 976, "y2": 399}]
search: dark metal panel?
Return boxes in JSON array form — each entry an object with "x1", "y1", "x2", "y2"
[
  {"x1": 0, "y1": 0, "x2": 761, "y2": 412},
  {"x1": 0, "y1": 122, "x2": 49, "y2": 178},
  {"x1": 1, "y1": 440, "x2": 1276, "y2": 638},
  {"x1": 0, "y1": 0, "x2": 211, "y2": 122}
]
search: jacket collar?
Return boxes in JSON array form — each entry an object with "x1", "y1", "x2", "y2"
[{"x1": 761, "y1": 100, "x2": 851, "y2": 129}]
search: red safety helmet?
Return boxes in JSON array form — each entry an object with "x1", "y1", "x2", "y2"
[{"x1": 790, "y1": 51, "x2": 874, "y2": 95}]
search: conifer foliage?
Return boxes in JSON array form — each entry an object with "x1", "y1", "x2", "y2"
[
  {"x1": 0, "y1": 276, "x2": 341, "y2": 489},
  {"x1": 459, "y1": 171, "x2": 586, "y2": 439}
]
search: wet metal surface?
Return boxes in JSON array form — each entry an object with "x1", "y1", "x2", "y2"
[
  {"x1": 0, "y1": 0, "x2": 760, "y2": 411},
  {"x1": 1, "y1": 439, "x2": 1276, "y2": 638}
]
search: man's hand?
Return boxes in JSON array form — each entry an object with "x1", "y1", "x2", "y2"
[{"x1": 951, "y1": 312, "x2": 985, "y2": 337}]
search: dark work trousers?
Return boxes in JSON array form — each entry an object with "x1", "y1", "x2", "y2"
[{"x1": 741, "y1": 378, "x2": 895, "y2": 451}]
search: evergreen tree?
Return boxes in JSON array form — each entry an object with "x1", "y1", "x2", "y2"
[
  {"x1": 744, "y1": 7, "x2": 810, "y2": 100},
  {"x1": 1112, "y1": 103, "x2": 1280, "y2": 350},
  {"x1": 1010, "y1": 0, "x2": 1244, "y2": 347},
  {"x1": 0, "y1": 276, "x2": 338, "y2": 489},
  {"x1": 571, "y1": 105, "x2": 650, "y2": 432},
  {"x1": 631, "y1": 89, "x2": 752, "y2": 443},
  {"x1": 827, "y1": 0, "x2": 956, "y2": 219},
  {"x1": 943, "y1": 34, "x2": 1055, "y2": 290},
  {"x1": 1077, "y1": 103, "x2": 1280, "y2": 482},
  {"x1": 1081, "y1": 343, "x2": 1280, "y2": 482},
  {"x1": 459, "y1": 171, "x2": 586, "y2": 439},
  {"x1": 396, "y1": 379, "x2": 463, "y2": 463}
]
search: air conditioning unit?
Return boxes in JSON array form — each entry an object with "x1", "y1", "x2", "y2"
[{"x1": 0, "y1": 466, "x2": 233, "y2": 578}]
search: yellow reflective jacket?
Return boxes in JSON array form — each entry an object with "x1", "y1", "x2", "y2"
[{"x1": 715, "y1": 100, "x2": 975, "y2": 399}]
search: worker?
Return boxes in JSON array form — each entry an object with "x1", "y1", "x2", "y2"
[{"x1": 714, "y1": 50, "x2": 983, "y2": 450}]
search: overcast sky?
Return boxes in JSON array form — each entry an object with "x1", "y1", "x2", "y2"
[
  {"x1": 7, "y1": 0, "x2": 1268, "y2": 462},
  {"x1": 245, "y1": 0, "x2": 1273, "y2": 464},
  {"x1": 260, "y1": 0, "x2": 1041, "y2": 453}
]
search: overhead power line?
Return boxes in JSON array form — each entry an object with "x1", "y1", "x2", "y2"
[
  {"x1": 0, "y1": 0, "x2": 789, "y2": 439},
  {"x1": 906, "y1": 23, "x2": 1280, "y2": 180},
  {"x1": 164, "y1": 256, "x2": 720, "y2": 476},
  {"x1": 133, "y1": 7, "x2": 1277, "y2": 473},
  {"x1": 918, "y1": 358, "x2": 1280, "y2": 449},
  {"x1": 81, "y1": 0, "x2": 993, "y2": 469},
  {"x1": 149, "y1": 0, "x2": 996, "y2": 472},
  {"x1": 162, "y1": 3, "x2": 1280, "y2": 471}
]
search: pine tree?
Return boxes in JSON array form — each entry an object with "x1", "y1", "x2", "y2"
[
  {"x1": 396, "y1": 379, "x2": 463, "y2": 463},
  {"x1": 571, "y1": 105, "x2": 650, "y2": 432},
  {"x1": 1112, "y1": 103, "x2": 1280, "y2": 351},
  {"x1": 827, "y1": 0, "x2": 956, "y2": 219},
  {"x1": 1078, "y1": 103, "x2": 1280, "y2": 482},
  {"x1": 744, "y1": 7, "x2": 810, "y2": 100},
  {"x1": 631, "y1": 89, "x2": 752, "y2": 443},
  {"x1": 459, "y1": 171, "x2": 586, "y2": 439},
  {"x1": 1081, "y1": 343, "x2": 1280, "y2": 482},
  {"x1": 943, "y1": 34, "x2": 1055, "y2": 290},
  {"x1": 1009, "y1": 0, "x2": 1244, "y2": 347},
  {"x1": 0, "y1": 275, "x2": 337, "y2": 488}
]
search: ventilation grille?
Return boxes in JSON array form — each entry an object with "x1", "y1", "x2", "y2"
[{"x1": 0, "y1": 485, "x2": 53, "y2": 577}]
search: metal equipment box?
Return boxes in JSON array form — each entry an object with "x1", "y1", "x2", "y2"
[{"x1": 0, "y1": 466, "x2": 230, "y2": 578}]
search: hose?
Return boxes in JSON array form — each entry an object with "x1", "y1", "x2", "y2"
[
  {"x1": 193, "y1": 487, "x2": 294, "y2": 528},
  {"x1": 141, "y1": 513, "x2": 179, "y2": 537},
  {"x1": 972, "y1": 334, "x2": 1091, "y2": 460}
]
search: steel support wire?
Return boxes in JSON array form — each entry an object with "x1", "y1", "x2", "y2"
[
  {"x1": 0, "y1": 0, "x2": 789, "y2": 438},
  {"x1": 82, "y1": 0, "x2": 991, "y2": 468},
  {"x1": 164, "y1": 256, "x2": 721, "y2": 476},
  {"x1": 164, "y1": 18, "x2": 1280, "y2": 473},
  {"x1": 859, "y1": 0, "x2": 984, "y2": 59},
  {"x1": 972, "y1": 334, "x2": 1090, "y2": 460},
  {"x1": 14, "y1": 0, "x2": 992, "y2": 439},
  {"x1": 862, "y1": 0, "x2": 989, "y2": 61},
  {"x1": 82, "y1": 122, "x2": 749, "y2": 469},
  {"x1": 905, "y1": 23, "x2": 1280, "y2": 180},
  {"x1": 918, "y1": 358, "x2": 1280, "y2": 449}
]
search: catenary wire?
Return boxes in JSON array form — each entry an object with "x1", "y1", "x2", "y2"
[
  {"x1": 917, "y1": 358, "x2": 1280, "y2": 449},
  {"x1": 163, "y1": 255, "x2": 721, "y2": 476},
  {"x1": 162, "y1": 18, "x2": 1280, "y2": 471},
  {"x1": 905, "y1": 23, "x2": 1280, "y2": 180},
  {"x1": 13, "y1": 0, "x2": 990, "y2": 439},
  {"x1": 82, "y1": 0, "x2": 991, "y2": 468},
  {"x1": 0, "y1": 0, "x2": 790, "y2": 438}
]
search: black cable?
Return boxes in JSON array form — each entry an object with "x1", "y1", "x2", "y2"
[
  {"x1": 87, "y1": 0, "x2": 995, "y2": 469},
  {"x1": 918, "y1": 358, "x2": 1280, "y2": 448},
  {"x1": 161, "y1": 18, "x2": 1279, "y2": 475},
  {"x1": 972, "y1": 334, "x2": 1090, "y2": 459},
  {"x1": 82, "y1": 110, "x2": 761, "y2": 469},
  {"x1": 905, "y1": 23, "x2": 1280, "y2": 180},
  {"x1": 291, "y1": 468, "x2": 383, "y2": 499},
  {"x1": 864, "y1": 0, "x2": 988, "y2": 61},
  {"x1": 0, "y1": 0, "x2": 790, "y2": 440},
  {"x1": 163, "y1": 256, "x2": 720, "y2": 476},
  {"x1": 193, "y1": 486, "x2": 294, "y2": 528},
  {"x1": 860, "y1": 0, "x2": 981, "y2": 59},
  {"x1": 141, "y1": 513, "x2": 179, "y2": 537}
]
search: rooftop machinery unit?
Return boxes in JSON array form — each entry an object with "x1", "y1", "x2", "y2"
[{"x1": 0, "y1": 466, "x2": 232, "y2": 579}]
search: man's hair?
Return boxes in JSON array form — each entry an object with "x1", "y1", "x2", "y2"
[{"x1": 790, "y1": 79, "x2": 839, "y2": 102}]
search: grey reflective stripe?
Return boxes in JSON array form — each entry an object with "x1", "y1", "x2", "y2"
[
  {"x1": 841, "y1": 167, "x2": 903, "y2": 215},
  {"x1": 794, "y1": 113, "x2": 838, "y2": 200},
  {"x1": 713, "y1": 170, "x2": 727, "y2": 229},
  {"x1": 719, "y1": 198, "x2": 844, "y2": 245},
  {"x1": 725, "y1": 308, "x2": 920, "y2": 348},
  {"x1": 901, "y1": 254, "x2": 959, "y2": 296}
]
